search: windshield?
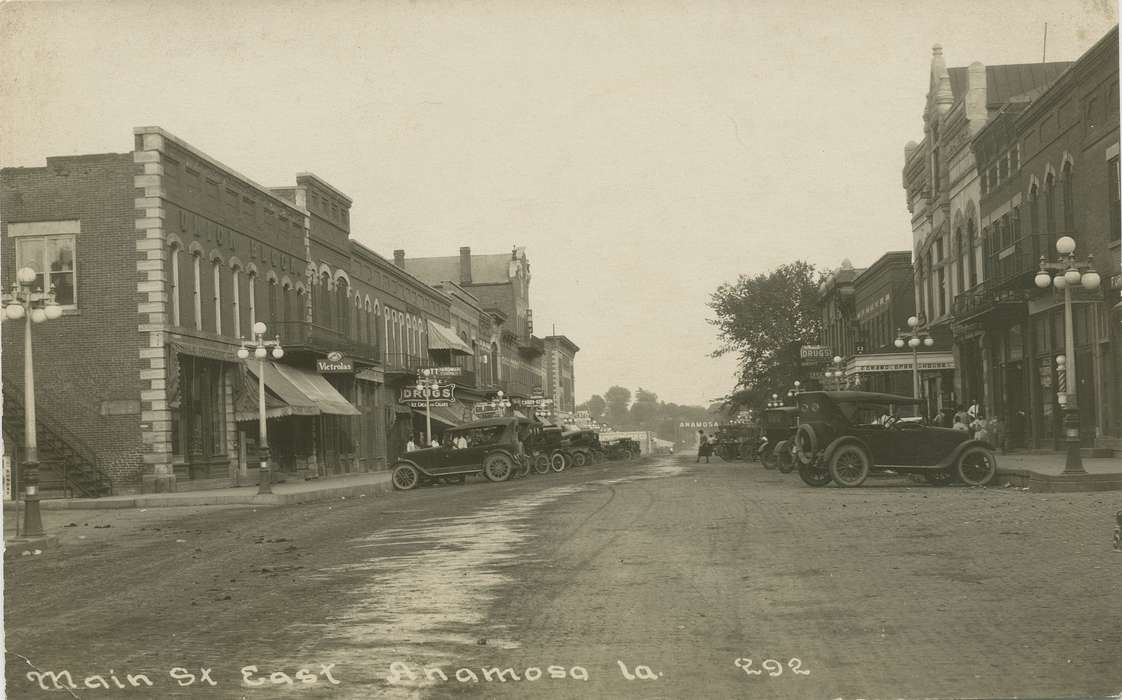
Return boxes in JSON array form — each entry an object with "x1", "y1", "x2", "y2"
[
  {"x1": 449, "y1": 425, "x2": 507, "y2": 447},
  {"x1": 838, "y1": 401, "x2": 922, "y2": 425}
]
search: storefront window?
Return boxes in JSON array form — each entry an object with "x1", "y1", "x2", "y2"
[{"x1": 173, "y1": 356, "x2": 227, "y2": 465}]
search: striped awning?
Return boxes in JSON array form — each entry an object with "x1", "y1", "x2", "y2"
[
  {"x1": 236, "y1": 362, "x2": 361, "y2": 421},
  {"x1": 427, "y1": 320, "x2": 474, "y2": 355}
]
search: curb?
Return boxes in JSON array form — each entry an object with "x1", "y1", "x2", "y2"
[
  {"x1": 3, "y1": 534, "x2": 61, "y2": 559},
  {"x1": 35, "y1": 476, "x2": 395, "y2": 510},
  {"x1": 996, "y1": 468, "x2": 1122, "y2": 493}
]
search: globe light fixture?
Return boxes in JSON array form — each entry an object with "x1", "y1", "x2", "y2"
[
  {"x1": 1034, "y1": 237, "x2": 1100, "y2": 474},
  {"x1": 2, "y1": 267, "x2": 66, "y2": 537},
  {"x1": 894, "y1": 315, "x2": 934, "y2": 406},
  {"x1": 237, "y1": 323, "x2": 285, "y2": 494}
]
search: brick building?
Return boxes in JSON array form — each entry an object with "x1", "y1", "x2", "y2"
[
  {"x1": 958, "y1": 27, "x2": 1120, "y2": 450},
  {"x1": 542, "y1": 335, "x2": 580, "y2": 414},
  {"x1": 902, "y1": 42, "x2": 1080, "y2": 419},
  {"x1": 1, "y1": 126, "x2": 478, "y2": 495}
]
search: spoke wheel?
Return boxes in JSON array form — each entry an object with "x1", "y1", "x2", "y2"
[
  {"x1": 777, "y1": 442, "x2": 796, "y2": 474},
  {"x1": 571, "y1": 450, "x2": 588, "y2": 468},
  {"x1": 533, "y1": 453, "x2": 551, "y2": 475},
  {"x1": 956, "y1": 447, "x2": 996, "y2": 486},
  {"x1": 760, "y1": 444, "x2": 777, "y2": 469},
  {"x1": 550, "y1": 451, "x2": 567, "y2": 472},
  {"x1": 391, "y1": 464, "x2": 420, "y2": 490},
  {"x1": 483, "y1": 454, "x2": 513, "y2": 482},
  {"x1": 798, "y1": 460, "x2": 832, "y2": 487},
  {"x1": 829, "y1": 444, "x2": 870, "y2": 487}
]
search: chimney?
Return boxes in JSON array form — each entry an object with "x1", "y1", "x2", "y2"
[
  {"x1": 394, "y1": 249, "x2": 405, "y2": 268},
  {"x1": 459, "y1": 246, "x2": 472, "y2": 284}
]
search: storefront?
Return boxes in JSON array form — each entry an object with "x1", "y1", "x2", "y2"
[{"x1": 846, "y1": 351, "x2": 956, "y2": 419}]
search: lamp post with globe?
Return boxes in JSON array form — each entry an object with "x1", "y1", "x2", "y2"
[
  {"x1": 826, "y1": 356, "x2": 847, "y2": 391},
  {"x1": 895, "y1": 315, "x2": 935, "y2": 401},
  {"x1": 1034, "y1": 235, "x2": 1101, "y2": 474},
  {"x1": 413, "y1": 369, "x2": 444, "y2": 446},
  {"x1": 1, "y1": 267, "x2": 64, "y2": 537},
  {"x1": 237, "y1": 322, "x2": 284, "y2": 495}
]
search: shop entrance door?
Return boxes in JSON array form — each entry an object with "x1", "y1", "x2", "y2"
[{"x1": 1076, "y1": 347, "x2": 1096, "y2": 446}]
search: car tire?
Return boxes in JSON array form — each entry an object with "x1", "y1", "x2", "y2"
[
  {"x1": 391, "y1": 464, "x2": 420, "y2": 491},
  {"x1": 828, "y1": 444, "x2": 870, "y2": 487},
  {"x1": 955, "y1": 446, "x2": 996, "y2": 486},
  {"x1": 550, "y1": 451, "x2": 567, "y2": 472},
  {"x1": 798, "y1": 460, "x2": 832, "y2": 487},
  {"x1": 776, "y1": 441, "x2": 796, "y2": 474},
  {"x1": 760, "y1": 444, "x2": 777, "y2": 469},
  {"x1": 572, "y1": 450, "x2": 589, "y2": 468},
  {"x1": 533, "y1": 453, "x2": 551, "y2": 475},
  {"x1": 482, "y1": 454, "x2": 514, "y2": 482},
  {"x1": 795, "y1": 424, "x2": 820, "y2": 464}
]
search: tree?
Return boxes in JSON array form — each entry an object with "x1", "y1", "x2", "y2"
[
  {"x1": 604, "y1": 386, "x2": 632, "y2": 427},
  {"x1": 629, "y1": 388, "x2": 659, "y2": 428},
  {"x1": 585, "y1": 394, "x2": 606, "y2": 422},
  {"x1": 708, "y1": 261, "x2": 823, "y2": 397}
]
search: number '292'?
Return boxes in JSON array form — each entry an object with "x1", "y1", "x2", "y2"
[{"x1": 734, "y1": 658, "x2": 810, "y2": 677}]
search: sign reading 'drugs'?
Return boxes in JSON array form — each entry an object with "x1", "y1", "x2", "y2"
[
  {"x1": 317, "y1": 352, "x2": 354, "y2": 373},
  {"x1": 799, "y1": 345, "x2": 833, "y2": 360},
  {"x1": 401, "y1": 385, "x2": 456, "y2": 408}
]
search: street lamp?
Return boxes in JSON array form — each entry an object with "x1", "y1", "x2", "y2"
[
  {"x1": 413, "y1": 369, "x2": 444, "y2": 446},
  {"x1": 237, "y1": 321, "x2": 284, "y2": 495},
  {"x1": 894, "y1": 315, "x2": 935, "y2": 401},
  {"x1": 1034, "y1": 236, "x2": 1101, "y2": 474},
  {"x1": 1, "y1": 267, "x2": 63, "y2": 537},
  {"x1": 767, "y1": 392, "x2": 782, "y2": 409},
  {"x1": 489, "y1": 389, "x2": 512, "y2": 416},
  {"x1": 825, "y1": 356, "x2": 847, "y2": 391},
  {"x1": 786, "y1": 379, "x2": 802, "y2": 403}
]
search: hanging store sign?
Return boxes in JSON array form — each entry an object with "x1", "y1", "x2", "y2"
[
  {"x1": 317, "y1": 351, "x2": 354, "y2": 373},
  {"x1": 401, "y1": 384, "x2": 456, "y2": 408},
  {"x1": 800, "y1": 345, "x2": 833, "y2": 360},
  {"x1": 513, "y1": 397, "x2": 553, "y2": 408},
  {"x1": 423, "y1": 366, "x2": 463, "y2": 378}
]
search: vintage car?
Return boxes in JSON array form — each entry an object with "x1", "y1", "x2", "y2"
[
  {"x1": 791, "y1": 391, "x2": 997, "y2": 488},
  {"x1": 562, "y1": 428, "x2": 603, "y2": 467},
  {"x1": 391, "y1": 417, "x2": 528, "y2": 490},
  {"x1": 756, "y1": 407, "x2": 799, "y2": 472},
  {"x1": 602, "y1": 436, "x2": 639, "y2": 461},
  {"x1": 714, "y1": 423, "x2": 762, "y2": 462},
  {"x1": 532, "y1": 425, "x2": 571, "y2": 472}
]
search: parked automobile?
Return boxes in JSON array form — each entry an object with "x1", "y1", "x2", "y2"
[
  {"x1": 535, "y1": 424, "x2": 571, "y2": 472},
  {"x1": 562, "y1": 428, "x2": 603, "y2": 467},
  {"x1": 391, "y1": 417, "x2": 529, "y2": 490},
  {"x1": 603, "y1": 437, "x2": 639, "y2": 461},
  {"x1": 791, "y1": 391, "x2": 997, "y2": 488},
  {"x1": 757, "y1": 406, "x2": 799, "y2": 473},
  {"x1": 714, "y1": 423, "x2": 761, "y2": 462}
]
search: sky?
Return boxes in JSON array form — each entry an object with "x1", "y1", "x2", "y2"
[{"x1": 1, "y1": 0, "x2": 1117, "y2": 407}]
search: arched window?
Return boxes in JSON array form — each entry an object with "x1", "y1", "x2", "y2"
[
  {"x1": 1045, "y1": 172, "x2": 1057, "y2": 242},
  {"x1": 966, "y1": 217, "x2": 977, "y2": 288},
  {"x1": 268, "y1": 278, "x2": 279, "y2": 328},
  {"x1": 367, "y1": 302, "x2": 375, "y2": 349},
  {"x1": 211, "y1": 258, "x2": 223, "y2": 335},
  {"x1": 247, "y1": 270, "x2": 257, "y2": 329},
  {"x1": 294, "y1": 287, "x2": 304, "y2": 327},
  {"x1": 336, "y1": 278, "x2": 349, "y2": 336},
  {"x1": 192, "y1": 252, "x2": 203, "y2": 331},
  {"x1": 281, "y1": 282, "x2": 292, "y2": 324},
  {"x1": 1061, "y1": 161, "x2": 1074, "y2": 233},
  {"x1": 320, "y1": 272, "x2": 333, "y2": 328},
  {"x1": 169, "y1": 245, "x2": 181, "y2": 327},
  {"x1": 231, "y1": 265, "x2": 242, "y2": 338},
  {"x1": 954, "y1": 226, "x2": 964, "y2": 296}
]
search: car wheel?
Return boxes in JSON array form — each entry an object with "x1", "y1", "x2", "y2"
[
  {"x1": 798, "y1": 460, "x2": 832, "y2": 487},
  {"x1": 519, "y1": 455, "x2": 533, "y2": 478},
  {"x1": 829, "y1": 444, "x2": 870, "y2": 487},
  {"x1": 776, "y1": 442, "x2": 796, "y2": 474},
  {"x1": 482, "y1": 454, "x2": 514, "y2": 482},
  {"x1": 533, "y1": 453, "x2": 551, "y2": 475},
  {"x1": 795, "y1": 424, "x2": 819, "y2": 464},
  {"x1": 392, "y1": 464, "x2": 420, "y2": 490},
  {"x1": 956, "y1": 446, "x2": 996, "y2": 486},
  {"x1": 761, "y1": 444, "x2": 777, "y2": 470},
  {"x1": 923, "y1": 469, "x2": 955, "y2": 486},
  {"x1": 550, "y1": 451, "x2": 567, "y2": 472},
  {"x1": 572, "y1": 450, "x2": 589, "y2": 468}
]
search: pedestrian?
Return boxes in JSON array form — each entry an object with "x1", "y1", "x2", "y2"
[
  {"x1": 952, "y1": 415, "x2": 970, "y2": 432},
  {"x1": 429, "y1": 435, "x2": 440, "y2": 448},
  {"x1": 969, "y1": 413, "x2": 986, "y2": 439},
  {"x1": 953, "y1": 404, "x2": 970, "y2": 428},
  {"x1": 696, "y1": 429, "x2": 706, "y2": 463},
  {"x1": 705, "y1": 433, "x2": 718, "y2": 463},
  {"x1": 406, "y1": 435, "x2": 418, "y2": 452},
  {"x1": 967, "y1": 399, "x2": 980, "y2": 420},
  {"x1": 455, "y1": 434, "x2": 468, "y2": 449}
]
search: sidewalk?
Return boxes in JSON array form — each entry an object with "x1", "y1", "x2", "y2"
[
  {"x1": 995, "y1": 452, "x2": 1122, "y2": 492},
  {"x1": 31, "y1": 471, "x2": 395, "y2": 510}
]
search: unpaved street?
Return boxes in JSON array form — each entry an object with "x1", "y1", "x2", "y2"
[{"x1": 5, "y1": 456, "x2": 1121, "y2": 699}]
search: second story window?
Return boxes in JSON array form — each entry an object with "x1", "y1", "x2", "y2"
[
  {"x1": 212, "y1": 259, "x2": 223, "y2": 335},
  {"x1": 1061, "y1": 162, "x2": 1074, "y2": 233},
  {"x1": 12, "y1": 231, "x2": 77, "y2": 308},
  {"x1": 192, "y1": 252, "x2": 203, "y2": 331},
  {"x1": 169, "y1": 245, "x2": 181, "y2": 326},
  {"x1": 1109, "y1": 155, "x2": 1121, "y2": 243},
  {"x1": 1045, "y1": 173, "x2": 1057, "y2": 241}
]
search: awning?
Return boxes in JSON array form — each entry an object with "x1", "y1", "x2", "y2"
[
  {"x1": 412, "y1": 403, "x2": 465, "y2": 428},
  {"x1": 427, "y1": 320, "x2": 474, "y2": 355},
  {"x1": 236, "y1": 362, "x2": 361, "y2": 421},
  {"x1": 847, "y1": 351, "x2": 956, "y2": 374}
]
